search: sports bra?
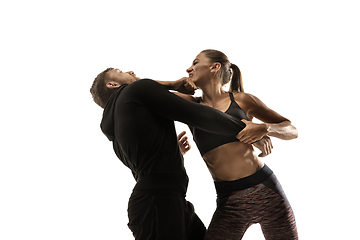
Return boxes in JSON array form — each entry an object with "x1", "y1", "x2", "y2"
[{"x1": 190, "y1": 92, "x2": 248, "y2": 156}]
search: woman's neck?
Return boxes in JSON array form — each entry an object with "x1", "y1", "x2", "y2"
[{"x1": 200, "y1": 78, "x2": 226, "y2": 107}]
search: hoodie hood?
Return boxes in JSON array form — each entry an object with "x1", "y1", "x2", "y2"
[{"x1": 100, "y1": 84, "x2": 128, "y2": 141}]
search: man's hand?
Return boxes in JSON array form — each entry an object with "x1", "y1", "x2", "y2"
[
  {"x1": 236, "y1": 120, "x2": 269, "y2": 144},
  {"x1": 173, "y1": 77, "x2": 197, "y2": 95},
  {"x1": 252, "y1": 136, "x2": 273, "y2": 157},
  {"x1": 178, "y1": 131, "x2": 191, "y2": 155}
]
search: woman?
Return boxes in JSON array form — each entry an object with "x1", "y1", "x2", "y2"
[{"x1": 177, "y1": 49, "x2": 299, "y2": 240}]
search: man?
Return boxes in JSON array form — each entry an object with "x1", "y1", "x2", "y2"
[{"x1": 90, "y1": 68, "x2": 246, "y2": 240}]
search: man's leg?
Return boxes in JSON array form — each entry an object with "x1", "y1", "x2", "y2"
[
  {"x1": 128, "y1": 191, "x2": 200, "y2": 240},
  {"x1": 184, "y1": 201, "x2": 206, "y2": 240},
  {"x1": 127, "y1": 191, "x2": 156, "y2": 240}
]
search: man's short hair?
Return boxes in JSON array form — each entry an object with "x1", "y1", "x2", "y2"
[{"x1": 90, "y1": 68, "x2": 114, "y2": 108}]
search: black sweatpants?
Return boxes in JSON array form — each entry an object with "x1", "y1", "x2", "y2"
[{"x1": 127, "y1": 174, "x2": 206, "y2": 240}]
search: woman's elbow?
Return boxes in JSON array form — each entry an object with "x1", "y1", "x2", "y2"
[
  {"x1": 289, "y1": 123, "x2": 298, "y2": 140},
  {"x1": 292, "y1": 127, "x2": 298, "y2": 139},
  {"x1": 284, "y1": 121, "x2": 298, "y2": 140}
]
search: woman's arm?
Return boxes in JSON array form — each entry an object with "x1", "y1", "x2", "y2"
[
  {"x1": 235, "y1": 93, "x2": 298, "y2": 144},
  {"x1": 156, "y1": 77, "x2": 197, "y2": 95}
]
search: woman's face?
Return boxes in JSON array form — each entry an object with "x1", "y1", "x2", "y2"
[{"x1": 186, "y1": 53, "x2": 213, "y2": 86}]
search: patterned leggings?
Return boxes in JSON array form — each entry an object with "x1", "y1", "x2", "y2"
[{"x1": 205, "y1": 165, "x2": 298, "y2": 240}]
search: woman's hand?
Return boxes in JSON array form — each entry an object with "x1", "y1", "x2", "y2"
[
  {"x1": 252, "y1": 136, "x2": 273, "y2": 157},
  {"x1": 178, "y1": 131, "x2": 191, "y2": 155},
  {"x1": 236, "y1": 119, "x2": 269, "y2": 144},
  {"x1": 173, "y1": 77, "x2": 197, "y2": 95}
]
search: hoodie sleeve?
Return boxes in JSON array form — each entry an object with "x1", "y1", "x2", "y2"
[{"x1": 127, "y1": 79, "x2": 246, "y2": 136}]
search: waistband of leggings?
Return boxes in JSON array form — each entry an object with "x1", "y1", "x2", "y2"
[
  {"x1": 214, "y1": 164, "x2": 273, "y2": 194},
  {"x1": 133, "y1": 172, "x2": 188, "y2": 196}
]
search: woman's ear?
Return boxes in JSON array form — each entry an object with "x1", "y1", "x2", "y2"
[
  {"x1": 210, "y1": 62, "x2": 221, "y2": 73},
  {"x1": 106, "y1": 81, "x2": 120, "y2": 90}
]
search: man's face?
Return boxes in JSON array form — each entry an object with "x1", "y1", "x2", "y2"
[{"x1": 106, "y1": 69, "x2": 140, "y2": 86}]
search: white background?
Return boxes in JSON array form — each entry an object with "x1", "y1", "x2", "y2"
[{"x1": 1, "y1": 0, "x2": 359, "y2": 239}]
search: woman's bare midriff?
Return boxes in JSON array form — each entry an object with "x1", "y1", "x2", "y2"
[{"x1": 202, "y1": 141, "x2": 264, "y2": 182}]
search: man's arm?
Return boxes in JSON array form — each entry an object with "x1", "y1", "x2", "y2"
[
  {"x1": 178, "y1": 131, "x2": 191, "y2": 155},
  {"x1": 127, "y1": 79, "x2": 246, "y2": 136}
]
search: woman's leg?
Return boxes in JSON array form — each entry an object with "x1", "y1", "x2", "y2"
[
  {"x1": 205, "y1": 206, "x2": 252, "y2": 240},
  {"x1": 259, "y1": 174, "x2": 298, "y2": 240},
  {"x1": 204, "y1": 188, "x2": 261, "y2": 240},
  {"x1": 205, "y1": 165, "x2": 298, "y2": 240}
]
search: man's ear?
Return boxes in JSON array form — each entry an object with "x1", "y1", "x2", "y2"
[{"x1": 106, "y1": 81, "x2": 120, "y2": 90}]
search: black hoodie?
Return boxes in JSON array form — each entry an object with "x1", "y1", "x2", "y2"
[{"x1": 100, "y1": 79, "x2": 245, "y2": 183}]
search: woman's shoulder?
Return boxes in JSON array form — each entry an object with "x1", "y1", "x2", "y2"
[
  {"x1": 231, "y1": 92, "x2": 259, "y2": 120},
  {"x1": 232, "y1": 91, "x2": 257, "y2": 104}
]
